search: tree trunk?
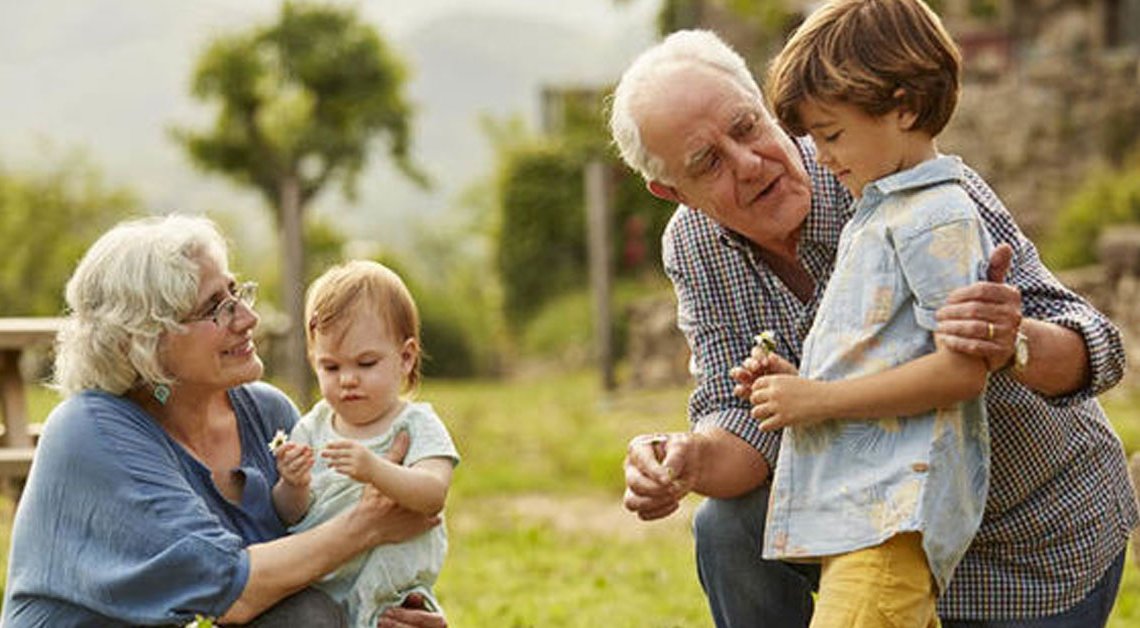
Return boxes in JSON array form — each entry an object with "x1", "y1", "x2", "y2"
[{"x1": 279, "y1": 175, "x2": 311, "y2": 404}]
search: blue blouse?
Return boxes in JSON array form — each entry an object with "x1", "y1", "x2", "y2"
[{"x1": 2, "y1": 382, "x2": 298, "y2": 627}]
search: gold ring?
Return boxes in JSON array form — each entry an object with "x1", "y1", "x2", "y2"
[{"x1": 987, "y1": 322, "x2": 995, "y2": 340}]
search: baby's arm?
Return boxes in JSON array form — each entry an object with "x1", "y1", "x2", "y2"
[
  {"x1": 750, "y1": 340, "x2": 987, "y2": 431},
  {"x1": 323, "y1": 441, "x2": 454, "y2": 516},
  {"x1": 272, "y1": 442, "x2": 315, "y2": 525}
]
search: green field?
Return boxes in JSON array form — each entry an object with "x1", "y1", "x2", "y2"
[{"x1": 3, "y1": 377, "x2": 1139, "y2": 626}]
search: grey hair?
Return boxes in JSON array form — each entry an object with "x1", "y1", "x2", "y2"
[
  {"x1": 53, "y1": 214, "x2": 230, "y2": 397},
  {"x1": 608, "y1": 29, "x2": 764, "y2": 183}
]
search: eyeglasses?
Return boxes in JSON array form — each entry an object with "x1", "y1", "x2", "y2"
[{"x1": 184, "y1": 281, "x2": 258, "y2": 328}]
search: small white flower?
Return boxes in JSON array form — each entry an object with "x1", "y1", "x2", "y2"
[
  {"x1": 754, "y1": 330, "x2": 777, "y2": 355},
  {"x1": 184, "y1": 615, "x2": 215, "y2": 628},
  {"x1": 268, "y1": 429, "x2": 288, "y2": 454}
]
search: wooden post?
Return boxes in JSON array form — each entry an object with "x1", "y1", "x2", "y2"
[
  {"x1": 585, "y1": 160, "x2": 616, "y2": 391},
  {"x1": 279, "y1": 175, "x2": 311, "y2": 404}
]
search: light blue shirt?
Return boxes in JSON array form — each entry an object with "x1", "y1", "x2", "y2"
[
  {"x1": 763, "y1": 156, "x2": 993, "y2": 591},
  {"x1": 2, "y1": 382, "x2": 298, "y2": 627}
]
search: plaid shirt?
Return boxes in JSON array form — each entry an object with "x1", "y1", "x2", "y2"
[{"x1": 662, "y1": 137, "x2": 1140, "y2": 620}]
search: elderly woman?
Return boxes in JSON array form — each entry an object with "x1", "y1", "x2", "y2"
[{"x1": 2, "y1": 215, "x2": 447, "y2": 628}]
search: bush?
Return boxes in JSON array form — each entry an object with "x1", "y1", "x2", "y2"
[{"x1": 1042, "y1": 154, "x2": 1140, "y2": 269}]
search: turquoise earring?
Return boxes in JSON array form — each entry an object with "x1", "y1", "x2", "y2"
[{"x1": 153, "y1": 383, "x2": 171, "y2": 405}]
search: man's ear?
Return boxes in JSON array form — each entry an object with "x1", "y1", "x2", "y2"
[{"x1": 647, "y1": 180, "x2": 681, "y2": 203}]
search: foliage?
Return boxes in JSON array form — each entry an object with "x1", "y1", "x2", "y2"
[
  {"x1": 173, "y1": 1, "x2": 426, "y2": 397},
  {"x1": 520, "y1": 278, "x2": 674, "y2": 367},
  {"x1": 0, "y1": 153, "x2": 137, "y2": 316},
  {"x1": 173, "y1": 1, "x2": 424, "y2": 210},
  {"x1": 1041, "y1": 152, "x2": 1140, "y2": 269},
  {"x1": 491, "y1": 99, "x2": 674, "y2": 331}
]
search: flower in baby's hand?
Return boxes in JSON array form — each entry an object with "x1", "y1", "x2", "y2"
[
  {"x1": 268, "y1": 429, "x2": 288, "y2": 454},
  {"x1": 754, "y1": 330, "x2": 777, "y2": 355},
  {"x1": 184, "y1": 615, "x2": 215, "y2": 628}
]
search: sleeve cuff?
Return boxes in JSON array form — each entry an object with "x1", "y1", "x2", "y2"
[{"x1": 695, "y1": 409, "x2": 783, "y2": 472}]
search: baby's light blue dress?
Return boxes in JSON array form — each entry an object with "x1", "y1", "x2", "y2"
[{"x1": 291, "y1": 400, "x2": 459, "y2": 627}]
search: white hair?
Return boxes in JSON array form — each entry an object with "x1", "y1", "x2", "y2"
[
  {"x1": 53, "y1": 214, "x2": 230, "y2": 396},
  {"x1": 608, "y1": 29, "x2": 764, "y2": 183}
]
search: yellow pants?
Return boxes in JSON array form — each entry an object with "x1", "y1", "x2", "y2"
[{"x1": 809, "y1": 532, "x2": 939, "y2": 628}]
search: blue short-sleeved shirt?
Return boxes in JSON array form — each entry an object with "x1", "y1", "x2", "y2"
[
  {"x1": 2, "y1": 382, "x2": 298, "y2": 627},
  {"x1": 763, "y1": 157, "x2": 994, "y2": 591}
]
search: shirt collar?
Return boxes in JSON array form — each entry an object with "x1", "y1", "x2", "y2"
[{"x1": 862, "y1": 154, "x2": 965, "y2": 203}]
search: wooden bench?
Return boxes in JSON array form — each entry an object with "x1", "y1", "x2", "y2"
[{"x1": 0, "y1": 317, "x2": 62, "y2": 496}]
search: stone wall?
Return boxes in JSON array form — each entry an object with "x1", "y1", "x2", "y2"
[
  {"x1": 1054, "y1": 225, "x2": 1140, "y2": 388},
  {"x1": 940, "y1": 51, "x2": 1140, "y2": 238}
]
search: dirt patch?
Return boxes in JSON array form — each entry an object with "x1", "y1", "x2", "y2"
[{"x1": 450, "y1": 492, "x2": 700, "y2": 542}]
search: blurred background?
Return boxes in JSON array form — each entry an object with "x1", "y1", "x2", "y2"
[{"x1": 1, "y1": 0, "x2": 1138, "y2": 625}]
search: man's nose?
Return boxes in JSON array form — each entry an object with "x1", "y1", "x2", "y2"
[{"x1": 729, "y1": 142, "x2": 763, "y2": 179}]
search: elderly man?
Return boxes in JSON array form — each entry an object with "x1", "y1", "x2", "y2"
[{"x1": 610, "y1": 30, "x2": 1137, "y2": 628}]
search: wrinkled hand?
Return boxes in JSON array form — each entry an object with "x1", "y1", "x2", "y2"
[
  {"x1": 274, "y1": 442, "x2": 314, "y2": 488},
  {"x1": 377, "y1": 606, "x2": 448, "y2": 628},
  {"x1": 622, "y1": 432, "x2": 699, "y2": 521},
  {"x1": 730, "y1": 346, "x2": 799, "y2": 400},
  {"x1": 935, "y1": 243, "x2": 1021, "y2": 371},
  {"x1": 750, "y1": 375, "x2": 828, "y2": 431},
  {"x1": 351, "y1": 484, "x2": 439, "y2": 547}
]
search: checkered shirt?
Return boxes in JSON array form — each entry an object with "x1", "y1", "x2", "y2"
[{"x1": 661, "y1": 137, "x2": 1140, "y2": 620}]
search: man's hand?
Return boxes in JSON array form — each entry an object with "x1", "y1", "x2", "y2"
[
  {"x1": 749, "y1": 375, "x2": 828, "y2": 431},
  {"x1": 622, "y1": 432, "x2": 700, "y2": 520},
  {"x1": 377, "y1": 606, "x2": 448, "y2": 628},
  {"x1": 935, "y1": 243, "x2": 1021, "y2": 371}
]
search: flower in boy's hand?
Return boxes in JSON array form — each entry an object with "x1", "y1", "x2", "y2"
[
  {"x1": 267, "y1": 429, "x2": 288, "y2": 454},
  {"x1": 754, "y1": 330, "x2": 777, "y2": 355},
  {"x1": 184, "y1": 615, "x2": 215, "y2": 628}
]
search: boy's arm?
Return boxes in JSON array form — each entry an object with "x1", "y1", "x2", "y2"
[{"x1": 751, "y1": 341, "x2": 988, "y2": 431}]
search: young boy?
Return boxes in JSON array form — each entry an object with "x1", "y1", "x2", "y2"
[
  {"x1": 747, "y1": 0, "x2": 995, "y2": 625},
  {"x1": 271, "y1": 260, "x2": 459, "y2": 627}
]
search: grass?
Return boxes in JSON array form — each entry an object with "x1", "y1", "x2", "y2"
[{"x1": 5, "y1": 376, "x2": 1140, "y2": 625}]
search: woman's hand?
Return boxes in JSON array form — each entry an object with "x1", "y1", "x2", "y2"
[{"x1": 274, "y1": 442, "x2": 314, "y2": 488}]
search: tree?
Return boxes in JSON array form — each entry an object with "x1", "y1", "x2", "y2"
[
  {"x1": 173, "y1": 1, "x2": 426, "y2": 401},
  {"x1": 0, "y1": 152, "x2": 136, "y2": 317}
]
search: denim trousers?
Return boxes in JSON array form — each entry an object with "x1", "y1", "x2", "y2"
[{"x1": 693, "y1": 484, "x2": 1126, "y2": 628}]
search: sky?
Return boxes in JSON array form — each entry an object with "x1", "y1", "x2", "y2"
[{"x1": 0, "y1": 0, "x2": 661, "y2": 255}]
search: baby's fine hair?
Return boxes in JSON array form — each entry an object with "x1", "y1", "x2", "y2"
[
  {"x1": 304, "y1": 260, "x2": 422, "y2": 391},
  {"x1": 767, "y1": 0, "x2": 961, "y2": 137}
]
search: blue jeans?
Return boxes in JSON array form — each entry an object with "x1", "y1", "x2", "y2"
[{"x1": 693, "y1": 484, "x2": 1127, "y2": 628}]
